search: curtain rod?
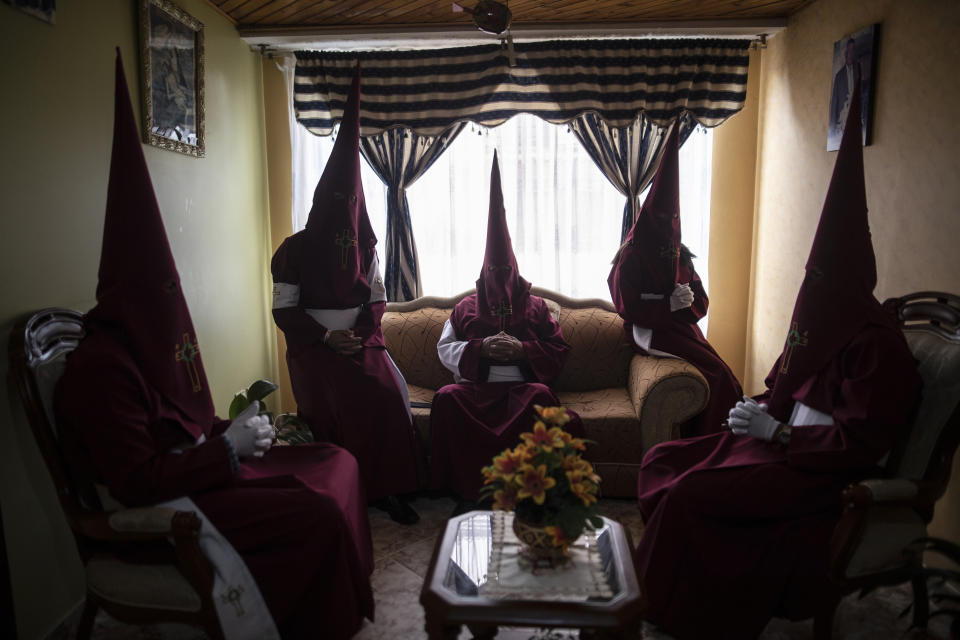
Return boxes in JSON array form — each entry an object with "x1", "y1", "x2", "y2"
[{"x1": 240, "y1": 19, "x2": 783, "y2": 53}]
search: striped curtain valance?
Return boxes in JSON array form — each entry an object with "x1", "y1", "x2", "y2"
[{"x1": 294, "y1": 38, "x2": 751, "y2": 137}]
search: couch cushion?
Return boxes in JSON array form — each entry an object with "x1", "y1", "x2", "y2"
[
  {"x1": 556, "y1": 388, "x2": 643, "y2": 464},
  {"x1": 382, "y1": 308, "x2": 455, "y2": 390},
  {"x1": 552, "y1": 307, "x2": 634, "y2": 392}
]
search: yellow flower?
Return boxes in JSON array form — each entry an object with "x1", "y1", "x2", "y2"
[
  {"x1": 570, "y1": 478, "x2": 599, "y2": 507},
  {"x1": 491, "y1": 446, "x2": 528, "y2": 482},
  {"x1": 539, "y1": 406, "x2": 571, "y2": 425},
  {"x1": 516, "y1": 464, "x2": 556, "y2": 505},
  {"x1": 520, "y1": 422, "x2": 566, "y2": 451}
]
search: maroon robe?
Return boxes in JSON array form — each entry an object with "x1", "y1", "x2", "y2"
[
  {"x1": 609, "y1": 125, "x2": 741, "y2": 436},
  {"x1": 429, "y1": 293, "x2": 583, "y2": 501},
  {"x1": 634, "y1": 324, "x2": 920, "y2": 638},
  {"x1": 271, "y1": 233, "x2": 423, "y2": 501},
  {"x1": 55, "y1": 327, "x2": 375, "y2": 640},
  {"x1": 57, "y1": 52, "x2": 374, "y2": 640},
  {"x1": 633, "y1": 81, "x2": 922, "y2": 639},
  {"x1": 429, "y1": 153, "x2": 582, "y2": 501},
  {"x1": 271, "y1": 66, "x2": 423, "y2": 501},
  {"x1": 617, "y1": 251, "x2": 743, "y2": 436}
]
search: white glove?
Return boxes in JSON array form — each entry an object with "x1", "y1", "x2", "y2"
[
  {"x1": 728, "y1": 396, "x2": 781, "y2": 441},
  {"x1": 669, "y1": 283, "x2": 694, "y2": 312},
  {"x1": 223, "y1": 401, "x2": 274, "y2": 458}
]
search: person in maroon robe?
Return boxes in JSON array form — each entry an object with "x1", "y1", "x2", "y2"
[
  {"x1": 632, "y1": 83, "x2": 922, "y2": 639},
  {"x1": 608, "y1": 125, "x2": 742, "y2": 437},
  {"x1": 429, "y1": 152, "x2": 585, "y2": 507},
  {"x1": 271, "y1": 67, "x2": 422, "y2": 525},
  {"x1": 54, "y1": 52, "x2": 374, "y2": 640}
]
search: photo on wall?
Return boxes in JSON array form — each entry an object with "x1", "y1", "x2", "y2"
[
  {"x1": 3, "y1": 0, "x2": 55, "y2": 24},
  {"x1": 827, "y1": 23, "x2": 879, "y2": 151}
]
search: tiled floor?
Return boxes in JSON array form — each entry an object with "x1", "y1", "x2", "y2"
[{"x1": 60, "y1": 495, "x2": 950, "y2": 640}]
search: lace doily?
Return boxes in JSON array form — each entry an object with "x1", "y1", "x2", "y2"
[{"x1": 479, "y1": 511, "x2": 613, "y2": 600}]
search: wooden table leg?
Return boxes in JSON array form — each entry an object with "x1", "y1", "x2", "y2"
[{"x1": 424, "y1": 617, "x2": 460, "y2": 640}]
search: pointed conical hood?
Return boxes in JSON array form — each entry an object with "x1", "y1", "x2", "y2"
[
  {"x1": 474, "y1": 151, "x2": 530, "y2": 329},
  {"x1": 297, "y1": 65, "x2": 376, "y2": 308},
  {"x1": 765, "y1": 78, "x2": 893, "y2": 421},
  {"x1": 86, "y1": 50, "x2": 214, "y2": 434},
  {"x1": 608, "y1": 124, "x2": 682, "y2": 318}
]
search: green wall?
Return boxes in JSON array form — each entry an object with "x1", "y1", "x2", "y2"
[{"x1": 0, "y1": 1, "x2": 276, "y2": 637}]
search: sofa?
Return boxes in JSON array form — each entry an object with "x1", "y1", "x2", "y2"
[{"x1": 381, "y1": 286, "x2": 709, "y2": 497}]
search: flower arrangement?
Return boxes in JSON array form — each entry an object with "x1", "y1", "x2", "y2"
[{"x1": 481, "y1": 405, "x2": 603, "y2": 555}]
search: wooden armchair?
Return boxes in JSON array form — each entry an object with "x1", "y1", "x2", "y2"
[
  {"x1": 816, "y1": 292, "x2": 960, "y2": 637},
  {"x1": 7, "y1": 309, "x2": 224, "y2": 640}
]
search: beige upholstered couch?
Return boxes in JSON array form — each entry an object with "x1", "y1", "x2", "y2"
[{"x1": 382, "y1": 286, "x2": 709, "y2": 497}]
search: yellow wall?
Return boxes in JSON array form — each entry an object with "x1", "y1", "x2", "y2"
[
  {"x1": 262, "y1": 57, "x2": 297, "y2": 413},
  {"x1": 706, "y1": 48, "x2": 762, "y2": 384},
  {"x1": 0, "y1": 1, "x2": 276, "y2": 637},
  {"x1": 750, "y1": 0, "x2": 960, "y2": 541}
]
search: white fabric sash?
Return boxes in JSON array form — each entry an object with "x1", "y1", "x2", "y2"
[
  {"x1": 631, "y1": 324, "x2": 679, "y2": 359},
  {"x1": 96, "y1": 479, "x2": 279, "y2": 640},
  {"x1": 159, "y1": 496, "x2": 281, "y2": 640},
  {"x1": 788, "y1": 402, "x2": 834, "y2": 427}
]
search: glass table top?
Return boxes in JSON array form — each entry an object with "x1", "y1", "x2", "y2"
[{"x1": 441, "y1": 511, "x2": 622, "y2": 602}]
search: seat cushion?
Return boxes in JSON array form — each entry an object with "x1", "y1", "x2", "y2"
[
  {"x1": 86, "y1": 554, "x2": 203, "y2": 612},
  {"x1": 556, "y1": 388, "x2": 642, "y2": 464}
]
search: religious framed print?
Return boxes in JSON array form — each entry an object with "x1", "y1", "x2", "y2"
[
  {"x1": 138, "y1": 0, "x2": 205, "y2": 157},
  {"x1": 827, "y1": 23, "x2": 879, "y2": 151}
]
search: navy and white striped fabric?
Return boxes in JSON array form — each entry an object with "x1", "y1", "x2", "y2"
[
  {"x1": 360, "y1": 125, "x2": 465, "y2": 301},
  {"x1": 294, "y1": 38, "x2": 751, "y2": 136},
  {"x1": 570, "y1": 112, "x2": 697, "y2": 242}
]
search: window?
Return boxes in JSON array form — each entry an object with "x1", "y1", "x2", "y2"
[{"x1": 290, "y1": 114, "x2": 712, "y2": 304}]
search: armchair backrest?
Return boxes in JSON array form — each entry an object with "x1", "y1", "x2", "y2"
[
  {"x1": 7, "y1": 309, "x2": 98, "y2": 527},
  {"x1": 883, "y1": 292, "x2": 960, "y2": 498}
]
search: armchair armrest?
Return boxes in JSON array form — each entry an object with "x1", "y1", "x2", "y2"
[
  {"x1": 627, "y1": 354, "x2": 709, "y2": 451},
  {"x1": 74, "y1": 507, "x2": 202, "y2": 542},
  {"x1": 842, "y1": 477, "x2": 943, "y2": 514},
  {"x1": 74, "y1": 507, "x2": 214, "y2": 598}
]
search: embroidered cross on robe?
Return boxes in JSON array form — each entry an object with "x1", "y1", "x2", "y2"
[
  {"x1": 174, "y1": 333, "x2": 203, "y2": 392},
  {"x1": 490, "y1": 301, "x2": 513, "y2": 331},
  {"x1": 779, "y1": 322, "x2": 809, "y2": 374},
  {"x1": 334, "y1": 230, "x2": 358, "y2": 270}
]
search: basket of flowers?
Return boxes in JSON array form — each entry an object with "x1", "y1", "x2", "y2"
[{"x1": 480, "y1": 405, "x2": 603, "y2": 559}]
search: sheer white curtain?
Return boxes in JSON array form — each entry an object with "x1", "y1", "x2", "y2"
[{"x1": 407, "y1": 114, "x2": 713, "y2": 302}]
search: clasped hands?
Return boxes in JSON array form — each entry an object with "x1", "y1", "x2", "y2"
[
  {"x1": 727, "y1": 396, "x2": 786, "y2": 442},
  {"x1": 326, "y1": 329, "x2": 363, "y2": 355},
  {"x1": 224, "y1": 401, "x2": 274, "y2": 459},
  {"x1": 481, "y1": 331, "x2": 525, "y2": 362}
]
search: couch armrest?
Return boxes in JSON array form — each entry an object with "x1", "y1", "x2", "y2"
[{"x1": 628, "y1": 354, "x2": 709, "y2": 452}]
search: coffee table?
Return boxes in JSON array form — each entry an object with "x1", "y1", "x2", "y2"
[{"x1": 420, "y1": 510, "x2": 642, "y2": 639}]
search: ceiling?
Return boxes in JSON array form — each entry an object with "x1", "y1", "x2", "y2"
[{"x1": 203, "y1": 0, "x2": 814, "y2": 51}]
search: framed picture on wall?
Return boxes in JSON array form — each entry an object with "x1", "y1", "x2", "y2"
[
  {"x1": 138, "y1": 0, "x2": 205, "y2": 157},
  {"x1": 2, "y1": 0, "x2": 55, "y2": 24},
  {"x1": 827, "y1": 23, "x2": 879, "y2": 151}
]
